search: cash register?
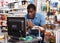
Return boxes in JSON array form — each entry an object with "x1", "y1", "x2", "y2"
[{"x1": 7, "y1": 17, "x2": 26, "y2": 42}]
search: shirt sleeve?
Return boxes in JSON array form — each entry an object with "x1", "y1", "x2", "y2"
[{"x1": 40, "y1": 14, "x2": 46, "y2": 26}]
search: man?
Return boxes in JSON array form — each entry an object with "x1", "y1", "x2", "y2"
[{"x1": 25, "y1": 4, "x2": 46, "y2": 43}]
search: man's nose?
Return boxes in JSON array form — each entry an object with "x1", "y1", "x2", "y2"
[{"x1": 29, "y1": 13, "x2": 32, "y2": 15}]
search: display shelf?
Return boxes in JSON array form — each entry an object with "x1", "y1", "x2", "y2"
[
  {"x1": 0, "y1": 14, "x2": 7, "y2": 29},
  {"x1": 0, "y1": 0, "x2": 30, "y2": 30}
]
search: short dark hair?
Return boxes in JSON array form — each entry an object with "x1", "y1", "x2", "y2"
[{"x1": 27, "y1": 4, "x2": 36, "y2": 10}]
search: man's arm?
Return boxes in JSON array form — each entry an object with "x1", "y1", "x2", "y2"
[{"x1": 39, "y1": 14, "x2": 46, "y2": 32}]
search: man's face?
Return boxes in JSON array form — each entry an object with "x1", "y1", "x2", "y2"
[{"x1": 27, "y1": 8, "x2": 36, "y2": 18}]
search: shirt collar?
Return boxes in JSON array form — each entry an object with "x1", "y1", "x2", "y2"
[{"x1": 35, "y1": 13, "x2": 38, "y2": 18}]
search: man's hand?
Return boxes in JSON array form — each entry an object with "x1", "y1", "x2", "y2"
[
  {"x1": 27, "y1": 20, "x2": 34, "y2": 28},
  {"x1": 34, "y1": 26, "x2": 45, "y2": 33},
  {"x1": 39, "y1": 27, "x2": 45, "y2": 32}
]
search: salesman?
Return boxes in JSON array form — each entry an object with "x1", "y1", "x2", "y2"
[{"x1": 25, "y1": 4, "x2": 46, "y2": 43}]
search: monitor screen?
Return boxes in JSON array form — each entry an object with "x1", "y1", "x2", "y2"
[{"x1": 7, "y1": 17, "x2": 26, "y2": 38}]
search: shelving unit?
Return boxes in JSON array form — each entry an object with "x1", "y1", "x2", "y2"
[{"x1": 0, "y1": 0, "x2": 31, "y2": 30}]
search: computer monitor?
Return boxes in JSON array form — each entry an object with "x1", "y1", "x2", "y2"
[{"x1": 7, "y1": 17, "x2": 26, "y2": 38}]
